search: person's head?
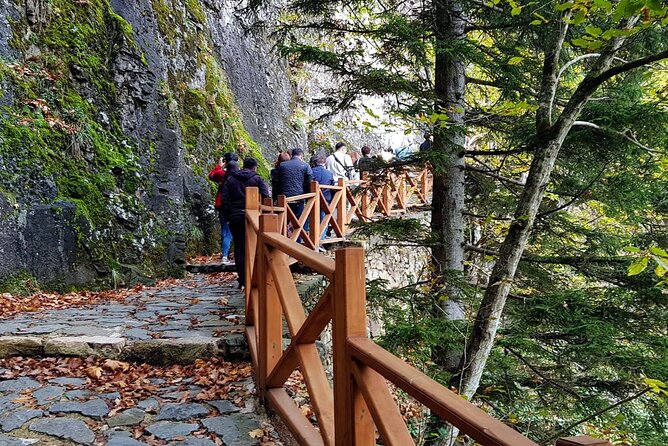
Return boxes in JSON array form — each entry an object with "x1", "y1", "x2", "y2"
[
  {"x1": 226, "y1": 160, "x2": 240, "y2": 172},
  {"x1": 310, "y1": 154, "x2": 325, "y2": 167},
  {"x1": 224, "y1": 152, "x2": 239, "y2": 163},
  {"x1": 361, "y1": 145, "x2": 372, "y2": 156},
  {"x1": 335, "y1": 142, "x2": 346, "y2": 152},
  {"x1": 350, "y1": 151, "x2": 360, "y2": 163},
  {"x1": 292, "y1": 148, "x2": 304, "y2": 159},
  {"x1": 424, "y1": 132, "x2": 432, "y2": 141},
  {"x1": 275, "y1": 151, "x2": 290, "y2": 168},
  {"x1": 243, "y1": 157, "x2": 258, "y2": 171}
]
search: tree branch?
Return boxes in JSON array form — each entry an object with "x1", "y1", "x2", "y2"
[
  {"x1": 537, "y1": 160, "x2": 609, "y2": 218},
  {"x1": 540, "y1": 387, "x2": 652, "y2": 445},
  {"x1": 505, "y1": 347, "x2": 584, "y2": 400},
  {"x1": 536, "y1": 11, "x2": 570, "y2": 131},
  {"x1": 465, "y1": 164, "x2": 526, "y2": 186},
  {"x1": 572, "y1": 121, "x2": 660, "y2": 153}
]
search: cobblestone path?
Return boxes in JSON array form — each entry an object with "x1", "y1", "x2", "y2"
[{"x1": 0, "y1": 273, "x2": 283, "y2": 446}]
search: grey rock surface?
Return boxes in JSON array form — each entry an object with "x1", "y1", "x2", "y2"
[
  {"x1": 107, "y1": 408, "x2": 145, "y2": 427},
  {"x1": 208, "y1": 400, "x2": 240, "y2": 415},
  {"x1": 49, "y1": 399, "x2": 110, "y2": 419},
  {"x1": 29, "y1": 418, "x2": 96, "y2": 445},
  {"x1": 145, "y1": 421, "x2": 198, "y2": 440},
  {"x1": 0, "y1": 409, "x2": 43, "y2": 432},
  {"x1": 201, "y1": 414, "x2": 261, "y2": 446},
  {"x1": 0, "y1": 378, "x2": 40, "y2": 393},
  {"x1": 156, "y1": 403, "x2": 209, "y2": 421},
  {"x1": 32, "y1": 386, "x2": 64, "y2": 405}
]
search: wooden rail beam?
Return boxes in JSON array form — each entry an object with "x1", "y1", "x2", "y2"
[{"x1": 556, "y1": 436, "x2": 612, "y2": 446}]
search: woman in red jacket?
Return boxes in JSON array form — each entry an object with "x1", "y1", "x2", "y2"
[{"x1": 208, "y1": 152, "x2": 239, "y2": 264}]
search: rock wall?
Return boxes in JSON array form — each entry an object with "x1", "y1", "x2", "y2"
[{"x1": 0, "y1": 0, "x2": 299, "y2": 289}]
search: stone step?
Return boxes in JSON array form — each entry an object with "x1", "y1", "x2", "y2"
[
  {"x1": 185, "y1": 263, "x2": 235, "y2": 274},
  {"x1": 0, "y1": 334, "x2": 248, "y2": 365}
]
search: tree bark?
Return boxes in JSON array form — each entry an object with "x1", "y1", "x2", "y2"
[{"x1": 431, "y1": 0, "x2": 467, "y2": 330}]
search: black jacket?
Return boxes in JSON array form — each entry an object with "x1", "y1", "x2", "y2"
[
  {"x1": 276, "y1": 157, "x2": 313, "y2": 198},
  {"x1": 221, "y1": 169, "x2": 270, "y2": 221}
]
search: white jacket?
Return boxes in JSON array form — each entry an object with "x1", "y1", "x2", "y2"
[{"x1": 325, "y1": 152, "x2": 354, "y2": 181}]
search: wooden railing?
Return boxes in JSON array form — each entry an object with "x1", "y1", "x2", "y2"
[
  {"x1": 242, "y1": 175, "x2": 610, "y2": 446},
  {"x1": 276, "y1": 166, "x2": 433, "y2": 251}
]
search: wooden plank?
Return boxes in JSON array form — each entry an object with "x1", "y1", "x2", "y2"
[
  {"x1": 245, "y1": 326, "x2": 258, "y2": 377},
  {"x1": 266, "y1": 388, "x2": 325, "y2": 446},
  {"x1": 258, "y1": 215, "x2": 283, "y2": 397},
  {"x1": 285, "y1": 192, "x2": 317, "y2": 202},
  {"x1": 262, "y1": 233, "x2": 335, "y2": 279},
  {"x1": 556, "y1": 436, "x2": 612, "y2": 446},
  {"x1": 266, "y1": 250, "x2": 307, "y2": 336},
  {"x1": 309, "y1": 181, "x2": 321, "y2": 249},
  {"x1": 351, "y1": 361, "x2": 415, "y2": 446},
  {"x1": 348, "y1": 337, "x2": 539, "y2": 446},
  {"x1": 296, "y1": 344, "x2": 335, "y2": 446},
  {"x1": 266, "y1": 286, "x2": 333, "y2": 388},
  {"x1": 333, "y1": 248, "x2": 374, "y2": 446}
]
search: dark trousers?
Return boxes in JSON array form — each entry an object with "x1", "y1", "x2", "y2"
[{"x1": 228, "y1": 216, "x2": 246, "y2": 287}]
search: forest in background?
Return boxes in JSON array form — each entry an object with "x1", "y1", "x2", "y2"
[{"x1": 246, "y1": 0, "x2": 668, "y2": 443}]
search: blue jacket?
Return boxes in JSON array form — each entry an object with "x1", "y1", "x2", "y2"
[
  {"x1": 221, "y1": 169, "x2": 270, "y2": 221},
  {"x1": 312, "y1": 165, "x2": 334, "y2": 202},
  {"x1": 277, "y1": 157, "x2": 313, "y2": 198}
]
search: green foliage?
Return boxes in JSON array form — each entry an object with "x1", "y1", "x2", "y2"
[{"x1": 0, "y1": 272, "x2": 41, "y2": 295}]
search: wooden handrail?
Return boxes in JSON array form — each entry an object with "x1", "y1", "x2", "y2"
[
  {"x1": 348, "y1": 337, "x2": 537, "y2": 446},
  {"x1": 242, "y1": 175, "x2": 605, "y2": 446}
]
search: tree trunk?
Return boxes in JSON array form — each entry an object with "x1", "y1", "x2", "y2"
[
  {"x1": 457, "y1": 20, "x2": 637, "y2": 398},
  {"x1": 431, "y1": 0, "x2": 467, "y2": 330}
]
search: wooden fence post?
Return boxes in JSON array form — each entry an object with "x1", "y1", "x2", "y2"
[
  {"x1": 277, "y1": 195, "x2": 287, "y2": 236},
  {"x1": 332, "y1": 247, "x2": 374, "y2": 446},
  {"x1": 309, "y1": 181, "x2": 320, "y2": 250},
  {"x1": 257, "y1": 214, "x2": 282, "y2": 401},
  {"x1": 245, "y1": 187, "x2": 260, "y2": 305},
  {"x1": 556, "y1": 436, "x2": 612, "y2": 446},
  {"x1": 360, "y1": 172, "x2": 369, "y2": 219}
]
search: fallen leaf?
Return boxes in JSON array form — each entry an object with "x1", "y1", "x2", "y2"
[{"x1": 248, "y1": 428, "x2": 265, "y2": 439}]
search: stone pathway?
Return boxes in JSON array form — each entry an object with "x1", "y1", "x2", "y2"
[
  {"x1": 0, "y1": 273, "x2": 284, "y2": 445},
  {"x1": 0, "y1": 274, "x2": 247, "y2": 364},
  {"x1": 0, "y1": 356, "x2": 280, "y2": 445}
]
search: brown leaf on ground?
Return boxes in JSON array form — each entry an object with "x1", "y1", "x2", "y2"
[{"x1": 85, "y1": 366, "x2": 103, "y2": 380}]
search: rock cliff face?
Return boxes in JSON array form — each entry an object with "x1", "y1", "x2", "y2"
[{"x1": 0, "y1": 0, "x2": 300, "y2": 289}]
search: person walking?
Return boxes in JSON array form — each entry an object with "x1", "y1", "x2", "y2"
[
  {"x1": 325, "y1": 142, "x2": 354, "y2": 182},
  {"x1": 220, "y1": 157, "x2": 270, "y2": 289},
  {"x1": 419, "y1": 131, "x2": 432, "y2": 152},
  {"x1": 270, "y1": 151, "x2": 291, "y2": 203},
  {"x1": 208, "y1": 152, "x2": 239, "y2": 264},
  {"x1": 277, "y1": 148, "x2": 313, "y2": 221},
  {"x1": 310, "y1": 154, "x2": 334, "y2": 244},
  {"x1": 357, "y1": 145, "x2": 375, "y2": 172}
]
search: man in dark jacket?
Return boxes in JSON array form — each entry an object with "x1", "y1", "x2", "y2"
[
  {"x1": 221, "y1": 157, "x2": 270, "y2": 288},
  {"x1": 277, "y1": 148, "x2": 312, "y2": 220}
]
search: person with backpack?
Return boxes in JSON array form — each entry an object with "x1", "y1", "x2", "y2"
[
  {"x1": 310, "y1": 154, "x2": 334, "y2": 245},
  {"x1": 325, "y1": 142, "x2": 355, "y2": 182},
  {"x1": 221, "y1": 157, "x2": 270, "y2": 289},
  {"x1": 208, "y1": 152, "x2": 239, "y2": 264}
]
